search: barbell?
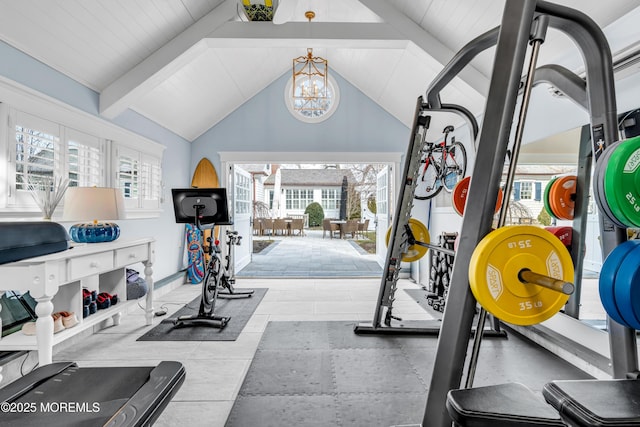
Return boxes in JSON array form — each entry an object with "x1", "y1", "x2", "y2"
[
  {"x1": 468, "y1": 225, "x2": 574, "y2": 326},
  {"x1": 385, "y1": 221, "x2": 575, "y2": 326}
]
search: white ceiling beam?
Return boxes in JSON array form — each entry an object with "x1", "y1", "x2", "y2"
[
  {"x1": 99, "y1": 0, "x2": 237, "y2": 119},
  {"x1": 360, "y1": 0, "x2": 490, "y2": 97},
  {"x1": 204, "y1": 21, "x2": 408, "y2": 48}
]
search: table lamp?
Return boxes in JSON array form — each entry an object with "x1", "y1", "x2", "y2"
[{"x1": 62, "y1": 187, "x2": 126, "y2": 243}]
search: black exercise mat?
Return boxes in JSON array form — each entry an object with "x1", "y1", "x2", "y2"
[
  {"x1": 225, "y1": 321, "x2": 591, "y2": 427},
  {"x1": 137, "y1": 288, "x2": 267, "y2": 341}
]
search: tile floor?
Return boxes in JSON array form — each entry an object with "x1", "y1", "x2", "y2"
[
  {"x1": 40, "y1": 230, "x2": 605, "y2": 426},
  {"x1": 51, "y1": 277, "x2": 435, "y2": 427}
]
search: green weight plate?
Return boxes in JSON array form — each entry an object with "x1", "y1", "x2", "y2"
[
  {"x1": 604, "y1": 136, "x2": 640, "y2": 227},
  {"x1": 544, "y1": 177, "x2": 558, "y2": 219},
  {"x1": 596, "y1": 142, "x2": 628, "y2": 228}
]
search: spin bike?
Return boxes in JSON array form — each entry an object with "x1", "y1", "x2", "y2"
[
  {"x1": 218, "y1": 229, "x2": 254, "y2": 299},
  {"x1": 174, "y1": 216, "x2": 230, "y2": 329}
]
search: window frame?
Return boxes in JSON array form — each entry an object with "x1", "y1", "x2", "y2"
[
  {"x1": 0, "y1": 103, "x2": 164, "y2": 219},
  {"x1": 285, "y1": 188, "x2": 314, "y2": 211}
]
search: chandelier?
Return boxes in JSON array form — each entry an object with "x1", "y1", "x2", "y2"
[{"x1": 291, "y1": 11, "x2": 329, "y2": 113}]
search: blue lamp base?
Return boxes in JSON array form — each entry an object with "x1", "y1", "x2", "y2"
[{"x1": 69, "y1": 222, "x2": 120, "y2": 243}]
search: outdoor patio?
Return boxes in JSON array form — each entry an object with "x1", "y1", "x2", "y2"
[{"x1": 238, "y1": 229, "x2": 382, "y2": 278}]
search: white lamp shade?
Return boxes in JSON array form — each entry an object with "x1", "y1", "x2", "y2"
[{"x1": 62, "y1": 187, "x2": 126, "y2": 222}]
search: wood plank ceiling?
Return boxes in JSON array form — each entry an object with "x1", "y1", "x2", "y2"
[{"x1": 0, "y1": 0, "x2": 638, "y2": 141}]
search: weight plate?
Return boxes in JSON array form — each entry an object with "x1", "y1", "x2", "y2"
[
  {"x1": 604, "y1": 136, "x2": 640, "y2": 227},
  {"x1": 599, "y1": 240, "x2": 640, "y2": 326},
  {"x1": 385, "y1": 218, "x2": 430, "y2": 262},
  {"x1": 549, "y1": 175, "x2": 576, "y2": 220},
  {"x1": 544, "y1": 226, "x2": 572, "y2": 247},
  {"x1": 469, "y1": 225, "x2": 573, "y2": 326},
  {"x1": 601, "y1": 143, "x2": 633, "y2": 227},
  {"x1": 452, "y1": 176, "x2": 503, "y2": 217},
  {"x1": 612, "y1": 243, "x2": 640, "y2": 329},
  {"x1": 452, "y1": 176, "x2": 470, "y2": 216},
  {"x1": 544, "y1": 177, "x2": 559, "y2": 219},
  {"x1": 594, "y1": 142, "x2": 628, "y2": 228}
]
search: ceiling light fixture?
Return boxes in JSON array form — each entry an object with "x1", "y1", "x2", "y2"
[{"x1": 291, "y1": 11, "x2": 329, "y2": 113}]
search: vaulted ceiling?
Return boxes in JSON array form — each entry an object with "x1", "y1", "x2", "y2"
[{"x1": 0, "y1": 0, "x2": 638, "y2": 142}]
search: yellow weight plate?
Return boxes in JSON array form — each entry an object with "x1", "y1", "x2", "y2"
[
  {"x1": 469, "y1": 225, "x2": 573, "y2": 326},
  {"x1": 385, "y1": 218, "x2": 431, "y2": 262}
]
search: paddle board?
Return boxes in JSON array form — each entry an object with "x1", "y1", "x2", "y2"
[{"x1": 185, "y1": 158, "x2": 220, "y2": 283}]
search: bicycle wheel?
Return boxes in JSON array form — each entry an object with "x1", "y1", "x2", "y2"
[
  {"x1": 202, "y1": 255, "x2": 221, "y2": 314},
  {"x1": 443, "y1": 141, "x2": 467, "y2": 192},
  {"x1": 414, "y1": 158, "x2": 442, "y2": 200}
]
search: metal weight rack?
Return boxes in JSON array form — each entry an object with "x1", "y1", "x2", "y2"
[{"x1": 418, "y1": 1, "x2": 631, "y2": 427}]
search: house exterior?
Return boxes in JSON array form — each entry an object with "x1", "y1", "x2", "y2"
[
  {"x1": 508, "y1": 164, "x2": 577, "y2": 223},
  {"x1": 240, "y1": 163, "x2": 271, "y2": 212},
  {"x1": 263, "y1": 168, "x2": 354, "y2": 219}
]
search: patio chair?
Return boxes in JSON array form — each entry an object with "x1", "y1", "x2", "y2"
[
  {"x1": 291, "y1": 218, "x2": 305, "y2": 236},
  {"x1": 322, "y1": 218, "x2": 339, "y2": 239},
  {"x1": 357, "y1": 219, "x2": 370, "y2": 239},
  {"x1": 343, "y1": 219, "x2": 359, "y2": 239},
  {"x1": 261, "y1": 218, "x2": 274, "y2": 236},
  {"x1": 272, "y1": 218, "x2": 288, "y2": 236},
  {"x1": 253, "y1": 218, "x2": 262, "y2": 236}
]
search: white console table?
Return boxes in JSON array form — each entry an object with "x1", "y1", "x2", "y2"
[{"x1": 0, "y1": 238, "x2": 155, "y2": 367}]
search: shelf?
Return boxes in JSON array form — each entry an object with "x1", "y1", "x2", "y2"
[{"x1": 0, "y1": 300, "x2": 137, "y2": 351}]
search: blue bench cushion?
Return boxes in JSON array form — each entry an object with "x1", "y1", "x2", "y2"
[{"x1": 0, "y1": 222, "x2": 69, "y2": 265}]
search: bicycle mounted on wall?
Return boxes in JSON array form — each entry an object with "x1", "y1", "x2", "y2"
[
  {"x1": 414, "y1": 125, "x2": 467, "y2": 200},
  {"x1": 172, "y1": 187, "x2": 234, "y2": 329}
]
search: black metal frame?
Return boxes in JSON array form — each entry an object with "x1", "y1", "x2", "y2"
[{"x1": 419, "y1": 1, "x2": 632, "y2": 426}]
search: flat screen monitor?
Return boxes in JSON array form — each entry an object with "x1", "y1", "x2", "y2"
[{"x1": 171, "y1": 188, "x2": 232, "y2": 225}]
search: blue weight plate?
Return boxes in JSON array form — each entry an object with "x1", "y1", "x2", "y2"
[
  {"x1": 599, "y1": 240, "x2": 640, "y2": 326},
  {"x1": 613, "y1": 244, "x2": 640, "y2": 330}
]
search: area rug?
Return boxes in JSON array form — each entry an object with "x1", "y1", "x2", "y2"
[{"x1": 137, "y1": 288, "x2": 267, "y2": 341}]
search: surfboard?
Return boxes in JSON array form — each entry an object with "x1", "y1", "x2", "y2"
[{"x1": 185, "y1": 158, "x2": 220, "y2": 283}]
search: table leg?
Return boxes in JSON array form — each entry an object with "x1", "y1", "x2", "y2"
[
  {"x1": 34, "y1": 296, "x2": 54, "y2": 366},
  {"x1": 143, "y1": 260, "x2": 154, "y2": 325}
]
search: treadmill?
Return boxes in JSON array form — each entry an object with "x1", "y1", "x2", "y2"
[{"x1": 0, "y1": 360, "x2": 185, "y2": 426}]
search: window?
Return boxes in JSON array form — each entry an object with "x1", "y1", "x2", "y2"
[
  {"x1": 67, "y1": 129, "x2": 103, "y2": 188},
  {"x1": 235, "y1": 171, "x2": 251, "y2": 215},
  {"x1": 7, "y1": 110, "x2": 110, "y2": 210},
  {"x1": 14, "y1": 117, "x2": 59, "y2": 191},
  {"x1": 513, "y1": 181, "x2": 542, "y2": 201},
  {"x1": 140, "y1": 154, "x2": 161, "y2": 208},
  {"x1": 267, "y1": 189, "x2": 273, "y2": 210},
  {"x1": 285, "y1": 189, "x2": 314, "y2": 210},
  {"x1": 284, "y1": 75, "x2": 340, "y2": 124},
  {"x1": 377, "y1": 173, "x2": 388, "y2": 215},
  {"x1": 321, "y1": 189, "x2": 340, "y2": 210},
  {"x1": 114, "y1": 144, "x2": 162, "y2": 211},
  {"x1": 520, "y1": 181, "x2": 533, "y2": 200},
  {"x1": 2, "y1": 105, "x2": 163, "y2": 218}
]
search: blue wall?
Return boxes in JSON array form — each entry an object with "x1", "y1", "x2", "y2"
[
  {"x1": 0, "y1": 40, "x2": 412, "y2": 280},
  {"x1": 191, "y1": 71, "x2": 410, "y2": 172},
  {"x1": 0, "y1": 41, "x2": 192, "y2": 281}
]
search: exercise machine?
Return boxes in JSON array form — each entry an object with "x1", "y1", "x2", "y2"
[
  {"x1": 218, "y1": 229, "x2": 254, "y2": 299},
  {"x1": 172, "y1": 187, "x2": 233, "y2": 329},
  {"x1": 0, "y1": 360, "x2": 185, "y2": 426},
  {"x1": 415, "y1": 1, "x2": 635, "y2": 426}
]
